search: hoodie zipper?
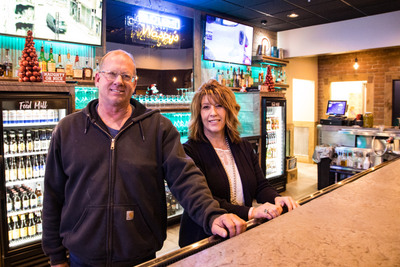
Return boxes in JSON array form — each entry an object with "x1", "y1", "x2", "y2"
[{"x1": 93, "y1": 120, "x2": 133, "y2": 265}]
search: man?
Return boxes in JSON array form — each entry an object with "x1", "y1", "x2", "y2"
[{"x1": 42, "y1": 49, "x2": 246, "y2": 267}]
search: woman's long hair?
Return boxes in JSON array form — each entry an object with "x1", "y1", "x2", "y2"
[{"x1": 188, "y1": 79, "x2": 241, "y2": 143}]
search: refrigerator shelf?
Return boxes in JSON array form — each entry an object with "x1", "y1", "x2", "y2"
[
  {"x1": 3, "y1": 122, "x2": 58, "y2": 128},
  {"x1": 4, "y1": 151, "x2": 47, "y2": 158},
  {"x1": 6, "y1": 177, "x2": 44, "y2": 187},
  {"x1": 7, "y1": 206, "x2": 42, "y2": 218},
  {"x1": 9, "y1": 234, "x2": 42, "y2": 248}
]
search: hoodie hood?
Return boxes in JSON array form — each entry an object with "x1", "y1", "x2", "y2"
[{"x1": 81, "y1": 98, "x2": 160, "y2": 141}]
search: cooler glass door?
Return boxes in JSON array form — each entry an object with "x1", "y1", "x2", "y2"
[
  {"x1": 263, "y1": 99, "x2": 286, "y2": 179},
  {"x1": 1, "y1": 94, "x2": 71, "y2": 256}
]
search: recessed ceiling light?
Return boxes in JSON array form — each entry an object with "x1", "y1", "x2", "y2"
[{"x1": 287, "y1": 13, "x2": 299, "y2": 18}]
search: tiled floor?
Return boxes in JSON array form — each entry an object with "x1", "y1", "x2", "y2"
[{"x1": 156, "y1": 162, "x2": 318, "y2": 257}]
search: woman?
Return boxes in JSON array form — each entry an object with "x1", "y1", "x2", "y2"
[{"x1": 179, "y1": 79, "x2": 299, "y2": 247}]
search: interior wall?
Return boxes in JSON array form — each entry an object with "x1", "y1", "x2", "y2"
[
  {"x1": 278, "y1": 10, "x2": 400, "y2": 58},
  {"x1": 318, "y1": 47, "x2": 400, "y2": 126}
]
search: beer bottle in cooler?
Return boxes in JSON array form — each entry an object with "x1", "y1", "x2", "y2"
[
  {"x1": 10, "y1": 157, "x2": 18, "y2": 182},
  {"x1": 19, "y1": 214, "x2": 28, "y2": 239},
  {"x1": 33, "y1": 155, "x2": 40, "y2": 179},
  {"x1": 35, "y1": 211, "x2": 43, "y2": 235},
  {"x1": 12, "y1": 189, "x2": 21, "y2": 211},
  {"x1": 26, "y1": 130, "x2": 33, "y2": 152},
  {"x1": 27, "y1": 212, "x2": 37, "y2": 237},
  {"x1": 9, "y1": 130, "x2": 18, "y2": 154},
  {"x1": 25, "y1": 156, "x2": 33, "y2": 180},
  {"x1": 29, "y1": 187, "x2": 38, "y2": 208},
  {"x1": 17, "y1": 129, "x2": 26, "y2": 153},
  {"x1": 12, "y1": 215, "x2": 20, "y2": 241},
  {"x1": 39, "y1": 154, "x2": 46, "y2": 177},
  {"x1": 4, "y1": 130, "x2": 9, "y2": 155},
  {"x1": 8, "y1": 217, "x2": 14, "y2": 242},
  {"x1": 33, "y1": 130, "x2": 41, "y2": 152},
  {"x1": 21, "y1": 189, "x2": 30, "y2": 210},
  {"x1": 7, "y1": 192, "x2": 13, "y2": 212},
  {"x1": 5, "y1": 157, "x2": 10, "y2": 182},
  {"x1": 40, "y1": 129, "x2": 47, "y2": 151},
  {"x1": 35, "y1": 183, "x2": 43, "y2": 207},
  {"x1": 17, "y1": 156, "x2": 26, "y2": 180}
]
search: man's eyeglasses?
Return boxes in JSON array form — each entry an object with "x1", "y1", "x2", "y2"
[{"x1": 99, "y1": 71, "x2": 137, "y2": 83}]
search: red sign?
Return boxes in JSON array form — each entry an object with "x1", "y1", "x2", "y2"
[{"x1": 42, "y1": 72, "x2": 66, "y2": 83}]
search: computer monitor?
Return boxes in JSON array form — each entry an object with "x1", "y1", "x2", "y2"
[{"x1": 326, "y1": 100, "x2": 347, "y2": 116}]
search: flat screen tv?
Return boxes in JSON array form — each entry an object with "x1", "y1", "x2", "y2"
[
  {"x1": 203, "y1": 15, "x2": 253, "y2": 66},
  {"x1": 0, "y1": 1, "x2": 103, "y2": 46},
  {"x1": 326, "y1": 100, "x2": 347, "y2": 116}
]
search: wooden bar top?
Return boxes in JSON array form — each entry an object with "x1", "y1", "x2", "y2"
[{"x1": 171, "y1": 159, "x2": 400, "y2": 266}]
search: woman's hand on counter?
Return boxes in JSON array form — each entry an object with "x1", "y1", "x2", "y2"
[
  {"x1": 249, "y1": 202, "x2": 283, "y2": 220},
  {"x1": 211, "y1": 213, "x2": 247, "y2": 238},
  {"x1": 275, "y1": 196, "x2": 300, "y2": 211}
]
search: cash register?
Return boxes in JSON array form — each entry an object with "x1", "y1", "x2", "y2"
[{"x1": 320, "y1": 100, "x2": 349, "y2": 125}]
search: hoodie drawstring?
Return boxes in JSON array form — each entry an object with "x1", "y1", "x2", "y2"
[
  {"x1": 139, "y1": 121, "x2": 145, "y2": 142},
  {"x1": 84, "y1": 115, "x2": 91, "y2": 134}
]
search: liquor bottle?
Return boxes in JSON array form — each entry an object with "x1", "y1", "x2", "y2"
[
  {"x1": 33, "y1": 155, "x2": 40, "y2": 179},
  {"x1": 12, "y1": 215, "x2": 20, "y2": 241},
  {"x1": 83, "y1": 58, "x2": 93, "y2": 80},
  {"x1": 56, "y1": 51, "x2": 65, "y2": 73},
  {"x1": 10, "y1": 157, "x2": 18, "y2": 182},
  {"x1": 363, "y1": 152, "x2": 371, "y2": 169},
  {"x1": 221, "y1": 71, "x2": 226, "y2": 86},
  {"x1": 47, "y1": 45, "x2": 56, "y2": 72},
  {"x1": 73, "y1": 52, "x2": 83, "y2": 79},
  {"x1": 26, "y1": 156, "x2": 33, "y2": 180},
  {"x1": 7, "y1": 192, "x2": 13, "y2": 212},
  {"x1": 8, "y1": 217, "x2": 14, "y2": 242},
  {"x1": 26, "y1": 130, "x2": 33, "y2": 152},
  {"x1": 28, "y1": 213, "x2": 37, "y2": 237},
  {"x1": 9, "y1": 130, "x2": 18, "y2": 154},
  {"x1": 35, "y1": 183, "x2": 43, "y2": 206},
  {"x1": 65, "y1": 50, "x2": 73, "y2": 79},
  {"x1": 17, "y1": 156, "x2": 26, "y2": 180},
  {"x1": 35, "y1": 211, "x2": 43, "y2": 235},
  {"x1": 14, "y1": 56, "x2": 21, "y2": 78},
  {"x1": 17, "y1": 129, "x2": 25, "y2": 153},
  {"x1": 3, "y1": 48, "x2": 13, "y2": 77},
  {"x1": 38, "y1": 43, "x2": 47, "y2": 73},
  {"x1": 232, "y1": 68, "x2": 237, "y2": 87},
  {"x1": 19, "y1": 214, "x2": 28, "y2": 239},
  {"x1": 4, "y1": 130, "x2": 9, "y2": 155}
]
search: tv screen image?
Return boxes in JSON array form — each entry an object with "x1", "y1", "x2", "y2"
[
  {"x1": 0, "y1": 1, "x2": 102, "y2": 46},
  {"x1": 326, "y1": 100, "x2": 347, "y2": 116},
  {"x1": 203, "y1": 15, "x2": 253, "y2": 66}
]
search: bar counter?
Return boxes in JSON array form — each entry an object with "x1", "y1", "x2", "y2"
[{"x1": 169, "y1": 158, "x2": 400, "y2": 266}]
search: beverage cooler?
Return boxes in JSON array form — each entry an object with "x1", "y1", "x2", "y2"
[
  {"x1": 0, "y1": 92, "x2": 72, "y2": 266},
  {"x1": 260, "y1": 95, "x2": 287, "y2": 193}
]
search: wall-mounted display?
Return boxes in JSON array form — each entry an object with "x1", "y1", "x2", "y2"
[
  {"x1": 0, "y1": 0, "x2": 103, "y2": 46},
  {"x1": 203, "y1": 15, "x2": 253, "y2": 66}
]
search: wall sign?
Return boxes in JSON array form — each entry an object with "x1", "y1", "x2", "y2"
[{"x1": 125, "y1": 10, "x2": 181, "y2": 48}]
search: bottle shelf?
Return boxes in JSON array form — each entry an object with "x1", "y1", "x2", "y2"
[
  {"x1": 6, "y1": 177, "x2": 44, "y2": 187},
  {"x1": 9, "y1": 234, "x2": 42, "y2": 248},
  {"x1": 7, "y1": 206, "x2": 43, "y2": 218},
  {"x1": 252, "y1": 55, "x2": 289, "y2": 66}
]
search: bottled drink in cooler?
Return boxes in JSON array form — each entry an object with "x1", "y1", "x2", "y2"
[
  {"x1": 4, "y1": 130, "x2": 9, "y2": 154},
  {"x1": 35, "y1": 183, "x2": 43, "y2": 207},
  {"x1": 17, "y1": 156, "x2": 26, "y2": 181},
  {"x1": 26, "y1": 130, "x2": 33, "y2": 152}
]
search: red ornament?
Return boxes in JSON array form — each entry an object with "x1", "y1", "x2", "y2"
[{"x1": 19, "y1": 30, "x2": 41, "y2": 82}]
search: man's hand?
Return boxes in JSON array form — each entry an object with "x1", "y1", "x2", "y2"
[
  {"x1": 211, "y1": 213, "x2": 247, "y2": 239},
  {"x1": 275, "y1": 196, "x2": 299, "y2": 211}
]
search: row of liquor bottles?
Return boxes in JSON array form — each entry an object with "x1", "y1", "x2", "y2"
[
  {"x1": 3, "y1": 109, "x2": 65, "y2": 125},
  {"x1": 165, "y1": 181, "x2": 182, "y2": 217},
  {"x1": 3, "y1": 129, "x2": 52, "y2": 155},
  {"x1": 4, "y1": 154, "x2": 46, "y2": 183},
  {"x1": 8, "y1": 211, "x2": 43, "y2": 243},
  {"x1": 7, "y1": 184, "x2": 43, "y2": 213},
  {"x1": 331, "y1": 148, "x2": 373, "y2": 169},
  {"x1": 0, "y1": 45, "x2": 96, "y2": 80}
]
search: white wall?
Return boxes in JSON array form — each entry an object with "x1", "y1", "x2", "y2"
[
  {"x1": 278, "y1": 11, "x2": 400, "y2": 58},
  {"x1": 293, "y1": 79, "x2": 315, "y2": 122}
]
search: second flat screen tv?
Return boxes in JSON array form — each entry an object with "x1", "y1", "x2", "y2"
[{"x1": 203, "y1": 15, "x2": 253, "y2": 66}]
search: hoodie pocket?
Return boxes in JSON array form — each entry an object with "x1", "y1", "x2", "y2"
[
  {"x1": 65, "y1": 206, "x2": 108, "y2": 259},
  {"x1": 112, "y1": 204, "x2": 157, "y2": 261}
]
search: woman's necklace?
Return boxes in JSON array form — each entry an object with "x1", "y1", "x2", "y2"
[{"x1": 225, "y1": 137, "x2": 238, "y2": 205}]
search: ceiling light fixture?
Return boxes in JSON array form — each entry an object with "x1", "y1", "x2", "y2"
[
  {"x1": 287, "y1": 13, "x2": 299, "y2": 18},
  {"x1": 353, "y1": 58, "x2": 359, "y2": 70},
  {"x1": 261, "y1": 19, "x2": 267, "y2": 25}
]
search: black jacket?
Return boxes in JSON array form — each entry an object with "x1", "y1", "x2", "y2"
[
  {"x1": 179, "y1": 137, "x2": 279, "y2": 247},
  {"x1": 42, "y1": 99, "x2": 226, "y2": 266}
]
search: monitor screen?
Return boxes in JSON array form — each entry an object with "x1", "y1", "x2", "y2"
[
  {"x1": 0, "y1": 1, "x2": 103, "y2": 46},
  {"x1": 326, "y1": 100, "x2": 347, "y2": 116},
  {"x1": 203, "y1": 15, "x2": 253, "y2": 66}
]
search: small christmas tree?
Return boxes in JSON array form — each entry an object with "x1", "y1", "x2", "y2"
[
  {"x1": 18, "y1": 30, "x2": 42, "y2": 82},
  {"x1": 263, "y1": 65, "x2": 275, "y2": 92}
]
